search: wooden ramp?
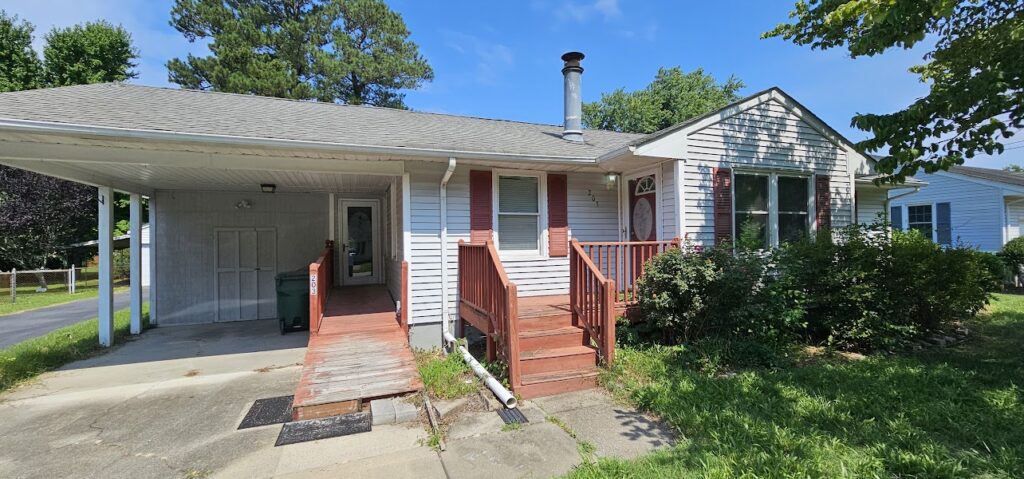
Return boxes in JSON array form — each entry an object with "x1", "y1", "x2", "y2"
[{"x1": 292, "y1": 285, "x2": 422, "y2": 421}]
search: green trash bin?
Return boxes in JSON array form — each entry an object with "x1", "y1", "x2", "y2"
[{"x1": 276, "y1": 269, "x2": 310, "y2": 334}]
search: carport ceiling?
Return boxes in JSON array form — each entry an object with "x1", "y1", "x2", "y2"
[{"x1": 1, "y1": 158, "x2": 396, "y2": 194}]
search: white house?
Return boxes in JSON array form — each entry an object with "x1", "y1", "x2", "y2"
[
  {"x1": 889, "y1": 166, "x2": 1024, "y2": 251},
  {"x1": 0, "y1": 52, "x2": 898, "y2": 401}
]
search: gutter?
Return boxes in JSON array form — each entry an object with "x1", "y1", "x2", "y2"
[
  {"x1": 885, "y1": 186, "x2": 921, "y2": 227},
  {"x1": 439, "y1": 158, "x2": 457, "y2": 344},
  {"x1": 0, "y1": 118, "x2": 602, "y2": 165}
]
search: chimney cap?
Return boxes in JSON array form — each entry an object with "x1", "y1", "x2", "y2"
[{"x1": 561, "y1": 51, "x2": 585, "y2": 63}]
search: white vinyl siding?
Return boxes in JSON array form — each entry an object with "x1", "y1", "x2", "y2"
[
  {"x1": 153, "y1": 191, "x2": 328, "y2": 325},
  {"x1": 678, "y1": 99, "x2": 853, "y2": 246},
  {"x1": 405, "y1": 164, "x2": 621, "y2": 326},
  {"x1": 889, "y1": 172, "x2": 1006, "y2": 251},
  {"x1": 661, "y1": 161, "x2": 677, "y2": 238},
  {"x1": 855, "y1": 186, "x2": 888, "y2": 225}
]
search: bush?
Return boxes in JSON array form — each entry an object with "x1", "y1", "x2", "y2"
[
  {"x1": 975, "y1": 251, "x2": 1011, "y2": 291},
  {"x1": 1000, "y1": 236, "x2": 1024, "y2": 281},
  {"x1": 633, "y1": 246, "x2": 802, "y2": 347},
  {"x1": 633, "y1": 224, "x2": 992, "y2": 353}
]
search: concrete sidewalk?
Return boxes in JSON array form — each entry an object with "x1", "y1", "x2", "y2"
[
  {"x1": 0, "y1": 288, "x2": 144, "y2": 349},
  {"x1": 0, "y1": 319, "x2": 674, "y2": 479}
]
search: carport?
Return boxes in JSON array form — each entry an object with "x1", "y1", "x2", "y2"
[{"x1": 0, "y1": 117, "x2": 407, "y2": 344}]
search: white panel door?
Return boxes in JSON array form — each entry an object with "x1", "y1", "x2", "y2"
[{"x1": 215, "y1": 228, "x2": 277, "y2": 322}]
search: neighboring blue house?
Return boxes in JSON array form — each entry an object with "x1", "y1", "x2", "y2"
[{"x1": 889, "y1": 166, "x2": 1024, "y2": 252}]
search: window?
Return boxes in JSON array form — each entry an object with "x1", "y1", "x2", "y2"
[
  {"x1": 734, "y1": 172, "x2": 812, "y2": 248},
  {"x1": 778, "y1": 176, "x2": 809, "y2": 242},
  {"x1": 734, "y1": 174, "x2": 769, "y2": 248},
  {"x1": 497, "y1": 175, "x2": 540, "y2": 252},
  {"x1": 907, "y1": 205, "x2": 933, "y2": 239}
]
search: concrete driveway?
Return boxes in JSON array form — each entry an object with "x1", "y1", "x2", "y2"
[{"x1": 0, "y1": 320, "x2": 674, "y2": 479}]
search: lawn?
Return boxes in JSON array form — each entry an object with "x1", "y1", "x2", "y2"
[
  {"x1": 0, "y1": 284, "x2": 131, "y2": 317},
  {"x1": 415, "y1": 348, "x2": 479, "y2": 400},
  {"x1": 0, "y1": 304, "x2": 149, "y2": 392},
  {"x1": 569, "y1": 293, "x2": 1024, "y2": 478}
]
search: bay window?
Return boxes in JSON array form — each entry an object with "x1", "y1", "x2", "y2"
[{"x1": 733, "y1": 172, "x2": 812, "y2": 247}]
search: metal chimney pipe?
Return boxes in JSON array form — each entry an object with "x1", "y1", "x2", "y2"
[{"x1": 561, "y1": 51, "x2": 585, "y2": 143}]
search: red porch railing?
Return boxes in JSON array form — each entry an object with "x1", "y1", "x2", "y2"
[
  {"x1": 569, "y1": 239, "x2": 617, "y2": 366},
  {"x1": 308, "y1": 240, "x2": 334, "y2": 335},
  {"x1": 397, "y1": 261, "x2": 410, "y2": 334},
  {"x1": 457, "y1": 240, "x2": 521, "y2": 390},
  {"x1": 576, "y1": 239, "x2": 680, "y2": 305}
]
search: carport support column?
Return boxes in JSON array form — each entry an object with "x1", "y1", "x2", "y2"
[
  {"x1": 129, "y1": 193, "x2": 143, "y2": 335},
  {"x1": 98, "y1": 187, "x2": 115, "y2": 347}
]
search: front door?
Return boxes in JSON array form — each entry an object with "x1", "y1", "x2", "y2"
[
  {"x1": 627, "y1": 174, "x2": 658, "y2": 241},
  {"x1": 339, "y1": 199, "x2": 381, "y2": 285},
  {"x1": 215, "y1": 228, "x2": 277, "y2": 322}
]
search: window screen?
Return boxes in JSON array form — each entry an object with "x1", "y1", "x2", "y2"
[
  {"x1": 734, "y1": 174, "x2": 769, "y2": 248},
  {"x1": 497, "y1": 176, "x2": 540, "y2": 251},
  {"x1": 778, "y1": 176, "x2": 809, "y2": 243}
]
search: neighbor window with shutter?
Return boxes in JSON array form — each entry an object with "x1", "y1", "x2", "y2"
[
  {"x1": 907, "y1": 205, "x2": 933, "y2": 240},
  {"x1": 497, "y1": 175, "x2": 541, "y2": 252}
]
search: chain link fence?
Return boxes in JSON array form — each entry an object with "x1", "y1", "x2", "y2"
[{"x1": 0, "y1": 267, "x2": 127, "y2": 304}]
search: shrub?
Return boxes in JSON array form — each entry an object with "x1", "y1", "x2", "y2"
[
  {"x1": 975, "y1": 251, "x2": 1010, "y2": 291},
  {"x1": 633, "y1": 246, "x2": 801, "y2": 346},
  {"x1": 1000, "y1": 236, "x2": 1024, "y2": 281},
  {"x1": 633, "y1": 224, "x2": 992, "y2": 353}
]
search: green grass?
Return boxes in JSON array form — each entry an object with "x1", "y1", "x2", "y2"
[
  {"x1": 0, "y1": 304, "x2": 150, "y2": 392},
  {"x1": 0, "y1": 284, "x2": 129, "y2": 317},
  {"x1": 415, "y1": 349, "x2": 479, "y2": 399},
  {"x1": 567, "y1": 293, "x2": 1024, "y2": 478}
]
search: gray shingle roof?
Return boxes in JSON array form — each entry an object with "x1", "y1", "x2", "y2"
[
  {"x1": 949, "y1": 165, "x2": 1024, "y2": 188},
  {"x1": 0, "y1": 83, "x2": 643, "y2": 159}
]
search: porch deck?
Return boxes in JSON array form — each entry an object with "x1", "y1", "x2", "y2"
[{"x1": 291, "y1": 285, "x2": 422, "y2": 421}]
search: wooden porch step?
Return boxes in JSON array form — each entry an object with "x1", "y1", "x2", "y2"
[
  {"x1": 518, "y1": 325, "x2": 585, "y2": 351},
  {"x1": 519, "y1": 345, "x2": 597, "y2": 375},
  {"x1": 518, "y1": 313, "x2": 574, "y2": 331},
  {"x1": 517, "y1": 367, "x2": 600, "y2": 399}
]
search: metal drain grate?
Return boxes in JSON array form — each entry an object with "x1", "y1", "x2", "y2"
[{"x1": 497, "y1": 407, "x2": 529, "y2": 425}]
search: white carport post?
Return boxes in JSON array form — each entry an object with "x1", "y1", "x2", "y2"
[
  {"x1": 148, "y1": 195, "x2": 157, "y2": 326},
  {"x1": 129, "y1": 193, "x2": 143, "y2": 335},
  {"x1": 97, "y1": 187, "x2": 115, "y2": 347}
]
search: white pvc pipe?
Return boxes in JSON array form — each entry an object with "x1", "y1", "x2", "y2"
[
  {"x1": 443, "y1": 331, "x2": 517, "y2": 409},
  {"x1": 439, "y1": 158, "x2": 457, "y2": 345}
]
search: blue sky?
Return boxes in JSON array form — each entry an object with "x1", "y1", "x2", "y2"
[{"x1": 3, "y1": 0, "x2": 1020, "y2": 168}]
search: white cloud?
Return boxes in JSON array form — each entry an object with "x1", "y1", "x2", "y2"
[
  {"x1": 531, "y1": 0, "x2": 622, "y2": 23},
  {"x1": 442, "y1": 31, "x2": 514, "y2": 86}
]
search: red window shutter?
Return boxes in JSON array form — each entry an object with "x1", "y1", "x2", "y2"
[
  {"x1": 469, "y1": 170, "x2": 493, "y2": 243},
  {"x1": 547, "y1": 174, "x2": 569, "y2": 257},
  {"x1": 815, "y1": 175, "x2": 831, "y2": 229},
  {"x1": 713, "y1": 168, "x2": 733, "y2": 245}
]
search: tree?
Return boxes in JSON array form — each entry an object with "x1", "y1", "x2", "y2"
[
  {"x1": 582, "y1": 67, "x2": 744, "y2": 134},
  {"x1": 0, "y1": 167, "x2": 95, "y2": 271},
  {"x1": 0, "y1": 11, "x2": 42, "y2": 92},
  {"x1": 166, "y1": 0, "x2": 433, "y2": 108},
  {"x1": 1005, "y1": 164, "x2": 1024, "y2": 173},
  {"x1": 765, "y1": 1, "x2": 1024, "y2": 183},
  {"x1": 43, "y1": 20, "x2": 139, "y2": 86},
  {"x1": 0, "y1": 15, "x2": 141, "y2": 270}
]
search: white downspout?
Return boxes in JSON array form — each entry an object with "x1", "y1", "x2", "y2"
[
  {"x1": 439, "y1": 158, "x2": 457, "y2": 345},
  {"x1": 885, "y1": 187, "x2": 921, "y2": 228}
]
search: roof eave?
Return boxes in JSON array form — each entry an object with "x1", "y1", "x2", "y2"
[{"x1": 0, "y1": 117, "x2": 603, "y2": 166}]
